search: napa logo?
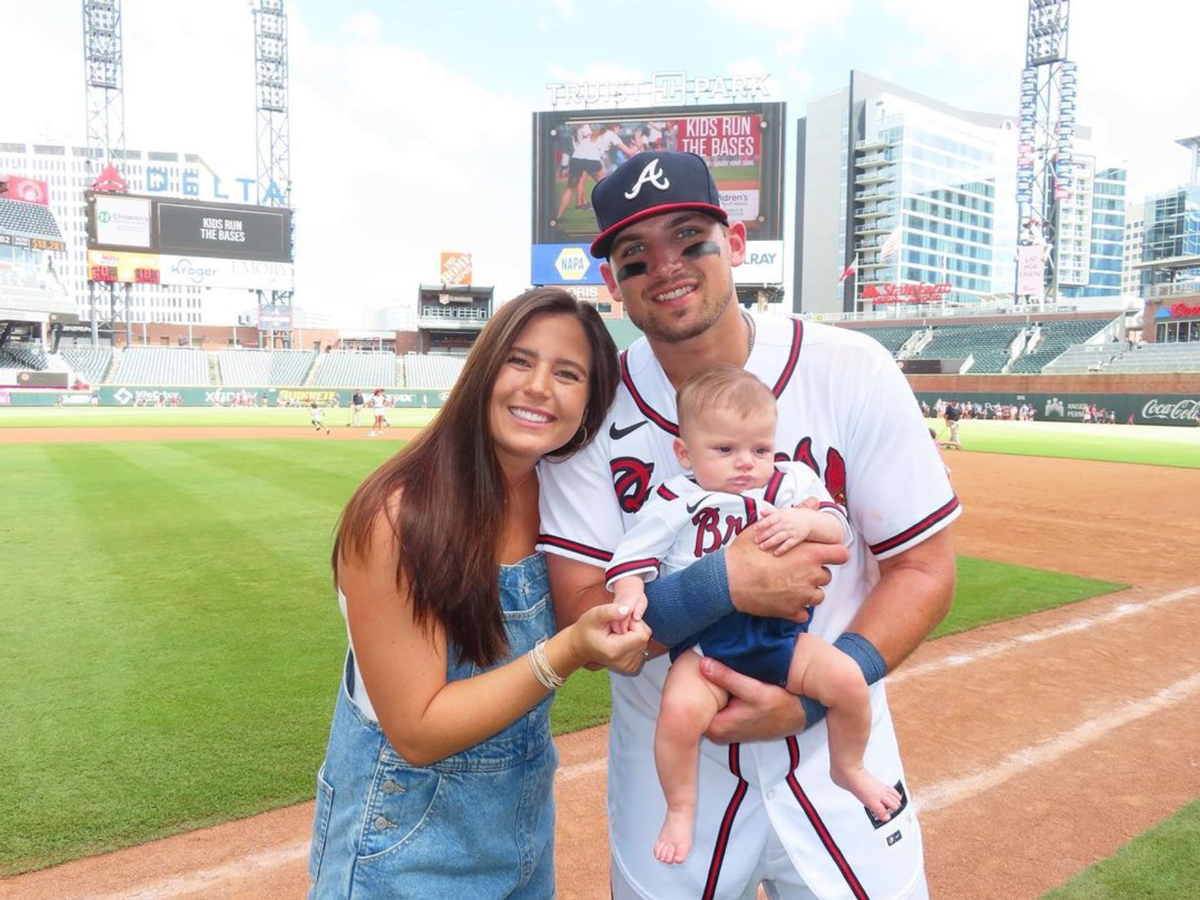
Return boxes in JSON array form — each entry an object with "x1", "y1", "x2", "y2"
[{"x1": 555, "y1": 247, "x2": 591, "y2": 281}]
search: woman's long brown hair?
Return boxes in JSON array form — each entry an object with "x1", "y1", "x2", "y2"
[{"x1": 333, "y1": 288, "x2": 619, "y2": 667}]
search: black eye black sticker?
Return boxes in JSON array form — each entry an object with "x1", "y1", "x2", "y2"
[
  {"x1": 682, "y1": 240, "x2": 720, "y2": 260},
  {"x1": 616, "y1": 262, "x2": 648, "y2": 282}
]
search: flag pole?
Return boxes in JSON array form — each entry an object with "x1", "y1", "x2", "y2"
[{"x1": 852, "y1": 252, "x2": 859, "y2": 316}]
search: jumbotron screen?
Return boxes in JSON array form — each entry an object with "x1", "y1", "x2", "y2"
[{"x1": 532, "y1": 102, "x2": 785, "y2": 249}]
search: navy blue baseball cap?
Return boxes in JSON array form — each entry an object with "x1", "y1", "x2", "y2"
[{"x1": 589, "y1": 151, "x2": 729, "y2": 259}]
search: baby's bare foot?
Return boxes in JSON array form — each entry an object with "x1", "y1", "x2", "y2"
[
  {"x1": 833, "y1": 765, "x2": 903, "y2": 822},
  {"x1": 654, "y1": 809, "x2": 694, "y2": 865}
]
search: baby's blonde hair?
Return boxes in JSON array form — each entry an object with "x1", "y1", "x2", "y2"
[{"x1": 676, "y1": 364, "x2": 776, "y2": 434}]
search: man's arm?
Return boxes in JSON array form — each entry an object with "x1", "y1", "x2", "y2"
[
  {"x1": 550, "y1": 533, "x2": 849, "y2": 654},
  {"x1": 703, "y1": 528, "x2": 955, "y2": 743},
  {"x1": 846, "y1": 527, "x2": 955, "y2": 669}
]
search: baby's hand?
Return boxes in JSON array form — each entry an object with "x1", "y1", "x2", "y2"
[
  {"x1": 755, "y1": 507, "x2": 820, "y2": 556},
  {"x1": 610, "y1": 580, "x2": 648, "y2": 634}
]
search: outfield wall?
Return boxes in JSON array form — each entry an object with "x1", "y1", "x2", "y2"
[
  {"x1": 907, "y1": 374, "x2": 1199, "y2": 426},
  {"x1": 0, "y1": 387, "x2": 451, "y2": 408}
]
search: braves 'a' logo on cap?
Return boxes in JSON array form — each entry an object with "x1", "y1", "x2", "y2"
[{"x1": 624, "y1": 159, "x2": 671, "y2": 199}]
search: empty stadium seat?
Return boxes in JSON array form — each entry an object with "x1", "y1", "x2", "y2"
[
  {"x1": 57, "y1": 348, "x2": 114, "y2": 385},
  {"x1": 403, "y1": 353, "x2": 468, "y2": 388},
  {"x1": 111, "y1": 348, "x2": 209, "y2": 386},
  {"x1": 1009, "y1": 320, "x2": 1109, "y2": 373},
  {"x1": 310, "y1": 351, "x2": 397, "y2": 388}
]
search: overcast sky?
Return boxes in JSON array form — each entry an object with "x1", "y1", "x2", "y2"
[{"x1": 5, "y1": 0, "x2": 1198, "y2": 323}]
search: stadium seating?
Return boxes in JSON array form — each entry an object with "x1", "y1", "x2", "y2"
[
  {"x1": 1104, "y1": 342, "x2": 1200, "y2": 373},
  {"x1": 847, "y1": 326, "x2": 918, "y2": 354},
  {"x1": 1040, "y1": 344, "x2": 1125, "y2": 374},
  {"x1": 403, "y1": 353, "x2": 467, "y2": 388},
  {"x1": 111, "y1": 348, "x2": 210, "y2": 385},
  {"x1": 0, "y1": 344, "x2": 48, "y2": 370},
  {"x1": 59, "y1": 348, "x2": 114, "y2": 385},
  {"x1": 216, "y1": 349, "x2": 316, "y2": 386},
  {"x1": 906, "y1": 323, "x2": 1025, "y2": 373},
  {"x1": 1009, "y1": 320, "x2": 1109, "y2": 373},
  {"x1": 310, "y1": 351, "x2": 397, "y2": 388}
]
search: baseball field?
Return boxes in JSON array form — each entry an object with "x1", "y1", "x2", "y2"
[{"x1": 1, "y1": 411, "x2": 1197, "y2": 900}]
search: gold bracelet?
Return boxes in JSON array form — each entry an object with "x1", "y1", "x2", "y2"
[{"x1": 527, "y1": 638, "x2": 565, "y2": 691}]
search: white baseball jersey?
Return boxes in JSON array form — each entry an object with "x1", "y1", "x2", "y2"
[
  {"x1": 310, "y1": 407, "x2": 323, "y2": 423},
  {"x1": 538, "y1": 316, "x2": 960, "y2": 900},
  {"x1": 605, "y1": 462, "x2": 851, "y2": 590}
]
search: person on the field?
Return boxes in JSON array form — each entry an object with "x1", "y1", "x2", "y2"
[
  {"x1": 307, "y1": 288, "x2": 650, "y2": 899},
  {"x1": 310, "y1": 400, "x2": 331, "y2": 435},
  {"x1": 368, "y1": 388, "x2": 386, "y2": 436},
  {"x1": 608, "y1": 366, "x2": 901, "y2": 865},
  {"x1": 538, "y1": 150, "x2": 958, "y2": 899}
]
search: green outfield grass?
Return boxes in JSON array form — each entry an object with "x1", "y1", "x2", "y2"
[
  {"x1": 0, "y1": 407, "x2": 440, "y2": 429},
  {"x1": 928, "y1": 418, "x2": 1200, "y2": 469},
  {"x1": 1040, "y1": 799, "x2": 1200, "y2": 899},
  {"x1": 934, "y1": 557, "x2": 1122, "y2": 639}
]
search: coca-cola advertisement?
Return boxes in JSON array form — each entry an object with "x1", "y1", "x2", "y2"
[
  {"x1": 910, "y1": 392, "x2": 1200, "y2": 427},
  {"x1": 1141, "y1": 398, "x2": 1200, "y2": 423}
]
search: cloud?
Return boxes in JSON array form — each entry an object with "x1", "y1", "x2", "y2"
[{"x1": 708, "y1": 0, "x2": 850, "y2": 55}]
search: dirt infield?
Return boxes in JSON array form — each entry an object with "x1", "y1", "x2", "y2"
[{"x1": 2, "y1": 446, "x2": 1198, "y2": 900}]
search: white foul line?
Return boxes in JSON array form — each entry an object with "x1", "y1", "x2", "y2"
[
  {"x1": 66, "y1": 584, "x2": 1200, "y2": 900},
  {"x1": 81, "y1": 842, "x2": 309, "y2": 900},
  {"x1": 890, "y1": 586, "x2": 1199, "y2": 684},
  {"x1": 916, "y1": 670, "x2": 1200, "y2": 814}
]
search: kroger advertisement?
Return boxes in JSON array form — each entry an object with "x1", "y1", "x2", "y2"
[{"x1": 531, "y1": 102, "x2": 784, "y2": 286}]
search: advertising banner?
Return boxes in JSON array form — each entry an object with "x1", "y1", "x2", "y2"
[
  {"x1": 94, "y1": 195, "x2": 153, "y2": 248},
  {"x1": 86, "y1": 249, "x2": 161, "y2": 284},
  {"x1": 532, "y1": 102, "x2": 785, "y2": 262},
  {"x1": 912, "y1": 391, "x2": 1200, "y2": 427},
  {"x1": 735, "y1": 240, "x2": 783, "y2": 284},
  {"x1": 159, "y1": 255, "x2": 294, "y2": 290},
  {"x1": 530, "y1": 243, "x2": 602, "y2": 285},
  {"x1": 156, "y1": 201, "x2": 291, "y2": 262},
  {"x1": 2, "y1": 176, "x2": 50, "y2": 205},
  {"x1": 440, "y1": 252, "x2": 472, "y2": 286},
  {"x1": 1017, "y1": 244, "x2": 1044, "y2": 298},
  {"x1": 258, "y1": 303, "x2": 293, "y2": 329}
]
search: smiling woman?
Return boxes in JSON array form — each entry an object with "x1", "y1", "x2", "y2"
[{"x1": 307, "y1": 287, "x2": 650, "y2": 900}]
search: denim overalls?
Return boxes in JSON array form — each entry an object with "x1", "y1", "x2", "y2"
[{"x1": 308, "y1": 553, "x2": 559, "y2": 899}]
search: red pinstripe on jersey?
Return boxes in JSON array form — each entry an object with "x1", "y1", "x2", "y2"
[
  {"x1": 605, "y1": 558, "x2": 659, "y2": 582},
  {"x1": 869, "y1": 495, "x2": 961, "y2": 556},
  {"x1": 620, "y1": 350, "x2": 680, "y2": 437},
  {"x1": 784, "y1": 736, "x2": 871, "y2": 899},
  {"x1": 535, "y1": 534, "x2": 613, "y2": 562},
  {"x1": 768, "y1": 317, "x2": 803, "y2": 397},
  {"x1": 701, "y1": 743, "x2": 749, "y2": 900}
]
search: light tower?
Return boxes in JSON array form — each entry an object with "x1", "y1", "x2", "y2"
[
  {"x1": 1176, "y1": 135, "x2": 1200, "y2": 185},
  {"x1": 252, "y1": 0, "x2": 293, "y2": 344},
  {"x1": 82, "y1": 0, "x2": 130, "y2": 345},
  {"x1": 1015, "y1": 0, "x2": 1076, "y2": 304}
]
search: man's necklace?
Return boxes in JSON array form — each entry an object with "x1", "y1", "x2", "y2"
[{"x1": 741, "y1": 309, "x2": 756, "y2": 356}]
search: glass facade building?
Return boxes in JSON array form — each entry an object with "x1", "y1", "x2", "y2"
[
  {"x1": 794, "y1": 72, "x2": 1118, "y2": 314},
  {"x1": 1057, "y1": 159, "x2": 1127, "y2": 299}
]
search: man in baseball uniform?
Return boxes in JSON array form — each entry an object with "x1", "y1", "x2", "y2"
[{"x1": 537, "y1": 151, "x2": 960, "y2": 900}]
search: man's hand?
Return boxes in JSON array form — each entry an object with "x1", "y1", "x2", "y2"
[
  {"x1": 700, "y1": 657, "x2": 806, "y2": 743},
  {"x1": 725, "y1": 528, "x2": 849, "y2": 623}
]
